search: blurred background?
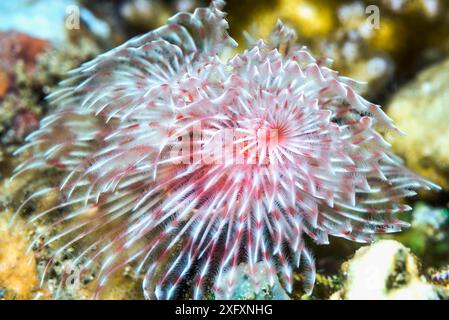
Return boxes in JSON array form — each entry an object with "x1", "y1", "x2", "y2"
[{"x1": 0, "y1": 0, "x2": 448, "y2": 300}]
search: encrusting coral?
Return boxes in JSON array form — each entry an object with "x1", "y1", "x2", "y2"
[
  {"x1": 0, "y1": 33, "x2": 100, "y2": 177},
  {"x1": 386, "y1": 57, "x2": 449, "y2": 190},
  {"x1": 10, "y1": 1, "x2": 439, "y2": 300},
  {"x1": 0, "y1": 210, "x2": 44, "y2": 300},
  {"x1": 331, "y1": 240, "x2": 440, "y2": 300}
]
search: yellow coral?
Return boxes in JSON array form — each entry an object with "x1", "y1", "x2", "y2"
[
  {"x1": 0, "y1": 210, "x2": 43, "y2": 299},
  {"x1": 278, "y1": 0, "x2": 334, "y2": 38},
  {"x1": 367, "y1": 18, "x2": 404, "y2": 55}
]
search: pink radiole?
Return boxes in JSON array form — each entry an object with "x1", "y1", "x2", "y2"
[{"x1": 13, "y1": 1, "x2": 439, "y2": 299}]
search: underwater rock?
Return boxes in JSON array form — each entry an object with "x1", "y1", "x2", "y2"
[
  {"x1": 386, "y1": 57, "x2": 449, "y2": 190},
  {"x1": 331, "y1": 240, "x2": 439, "y2": 300},
  {"x1": 214, "y1": 262, "x2": 290, "y2": 300}
]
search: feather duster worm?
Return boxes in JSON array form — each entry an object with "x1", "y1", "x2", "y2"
[{"x1": 12, "y1": 1, "x2": 439, "y2": 299}]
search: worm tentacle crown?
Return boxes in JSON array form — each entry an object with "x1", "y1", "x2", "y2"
[{"x1": 13, "y1": 1, "x2": 439, "y2": 299}]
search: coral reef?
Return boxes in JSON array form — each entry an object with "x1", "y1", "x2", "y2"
[
  {"x1": 0, "y1": 32, "x2": 50, "y2": 170},
  {"x1": 0, "y1": 0, "x2": 447, "y2": 301},
  {"x1": 0, "y1": 160, "x2": 143, "y2": 300},
  {"x1": 0, "y1": 35, "x2": 100, "y2": 177},
  {"x1": 0, "y1": 209, "x2": 48, "y2": 300},
  {"x1": 10, "y1": 1, "x2": 438, "y2": 300}
]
